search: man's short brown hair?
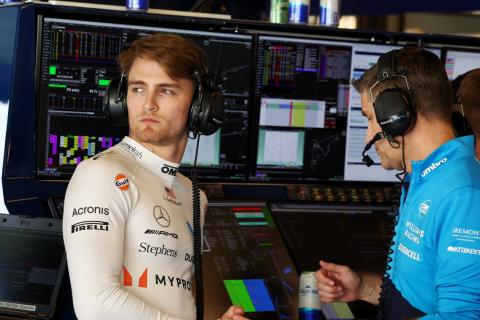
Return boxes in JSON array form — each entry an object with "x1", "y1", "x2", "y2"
[
  {"x1": 117, "y1": 33, "x2": 208, "y2": 82},
  {"x1": 352, "y1": 47, "x2": 453, "y2": 122}
]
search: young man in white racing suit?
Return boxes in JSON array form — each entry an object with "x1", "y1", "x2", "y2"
[{"x1": 63, "y1": 34, "x2": 247, "y2": 320}]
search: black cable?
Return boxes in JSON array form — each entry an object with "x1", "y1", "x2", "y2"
[
  {"x1": 377, "y1": 135, "x2": 406, "y2": 319},
  {"x1": 192, "y1": 135, "x2": 204, "y2": 320}
]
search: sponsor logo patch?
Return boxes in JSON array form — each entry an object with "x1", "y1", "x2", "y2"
[
  {"x1": 144, "y1": 229, "x2": 178, "y2": 239},
  {"x1": 138, "y1": 242, "x2": 177, "y2": 258},
  {"x1": 118, "y1": 141, "x2": 143, "y2": 160},
  {"x1": 72, "y1": 206, "x2": 109, "y2": 217},
  {"x1": 421, "y1": 157, "x2": 448, "y2": 177},
  {"x1": 447, "y1": 246, "x2": 480, "y2": 255},
  {"x1": 161, "y1": 164, "x2": 178, "y2": 176},
  {"x1": 153, "y1": 206, "x2": 170, "y2": 228},
  {"x1": 418, "y1": 200, "x2": 431, "y2": 219},
  {"x1": 71, "y1": 221, "x2": 109, "y2": 233},
  {"x1": 164, "y1": 187, "x2": 176, "y2": 199},
  {"x1": 155, "y1": 274, "x2": 191, "y2": 292},
  {"x1": 123, "y1": 266, "x2": 148, "y2": 288},
  {"x1": 115, "y1": 173, "x2": 129, "y2": 191}
]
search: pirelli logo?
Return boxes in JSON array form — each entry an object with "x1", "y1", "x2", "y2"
[{"x1": 71, "y1": 221, "x2": 109, "y2": 234}]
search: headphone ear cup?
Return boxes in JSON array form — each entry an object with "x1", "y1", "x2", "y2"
[
  {"x1": 374, "y1": 89, "x2": 413, "y2": 137},
  {"x1": 188, "y1": 78, "x2": 224, "y2": 136},
  {"x1": 103, "y1": 77, "x2": 128, "y2": 126}
]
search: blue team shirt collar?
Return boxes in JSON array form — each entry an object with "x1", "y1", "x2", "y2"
[
  {"x1": 410, "y1": 135, "x2": 475, "y2": 181},
  {"x1": 116, "y1": 136, "x2": 180, "y2": 185}
]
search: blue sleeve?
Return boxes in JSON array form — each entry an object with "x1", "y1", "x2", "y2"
[{"x1": 421, "y1": 188, "x2": 480, "y2": 320}]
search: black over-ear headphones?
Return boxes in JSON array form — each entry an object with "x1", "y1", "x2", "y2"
[
  {"x1": 372, "y1": 49, "x2": 416, "y2": 139},
  {"x1": 103, "y1": 69, "x2": 224, "y2": 137}
]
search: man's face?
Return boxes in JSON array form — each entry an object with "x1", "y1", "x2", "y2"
[
  {"x1": 126, "y1": 57, "x2": 194, "y2": 147},
  {"x1": 361, "y1": 92, "x2": 403, "y2": 170}
]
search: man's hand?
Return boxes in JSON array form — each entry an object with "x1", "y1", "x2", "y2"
[
  {"x1": 315, "y1": 260, "x2": 382, "y2": 305},
  {"x1": 218, "y1": 306, "x2": 249, "y2": 320},
  {"x1": 315, "y1": 260, "x2": 362, "y2": 303}
]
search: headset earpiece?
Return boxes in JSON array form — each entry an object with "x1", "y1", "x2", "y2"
[
  {"x1": 103, "y1": 74, "x2": 128, "y2": 126},
  {"x1": 188, "y1": 71, "x2": 224, "y2": 137},
  {"x1": 374, "y1": 87, "x2": 414, "y2": 137},
  {"x1": 373, "y1": 50, "x2": 415, "y2": 138}
]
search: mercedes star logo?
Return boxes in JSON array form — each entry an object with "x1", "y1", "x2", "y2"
[{"x1": 153, "y1": 206, "x2": 171, "y2": 228}]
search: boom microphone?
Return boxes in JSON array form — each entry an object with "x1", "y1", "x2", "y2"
[{"x1": 362, "y1": 132, "x2": 383, "y2": 167}]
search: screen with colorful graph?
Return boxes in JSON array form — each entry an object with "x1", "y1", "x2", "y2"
[
  {"x1": 202, "y1": 202, "x2": 299, "y2": 319},
  {"x1": 444, "y1": 48, "x2": 480, "y2": 80},
  {"x1": 252, "y1": 35, "x2": 352, "y2": 182},
  {"x1": 36, "y1": 17, "x2": 252, "y2": 179}
]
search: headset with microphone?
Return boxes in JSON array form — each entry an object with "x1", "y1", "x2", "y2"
[
  {"x1": 362, "y1": 49, "x2": 416, "y2": 167},
  {"x1": 362, "y1": 132, "x2": 384, "y2": 167},
  {"x1": 103, "y1": 68, "x2": 224, "y2": 137}
]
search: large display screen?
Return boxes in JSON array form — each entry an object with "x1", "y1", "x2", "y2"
[
  {"x1": 252, "y1": 35, "x2": 403, "y2": 183},
  {"x1": 445, "y1": 48, "x2": 480, "y2": 80},
  {"x1": 36, "y1": 17, "x2": 252, "y2": 180}
]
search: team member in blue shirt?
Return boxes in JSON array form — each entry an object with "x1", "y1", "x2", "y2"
[{"x1": 315, "y1": 48, "x2": 480, "y2": 319}]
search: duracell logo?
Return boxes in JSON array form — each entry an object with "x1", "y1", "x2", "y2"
[
  {"x1": 71, "y1": 221, "x2": 109, "y2": 233},
  {"x1": 161, "y1": 164, "x2": 178, "y2": 176}
]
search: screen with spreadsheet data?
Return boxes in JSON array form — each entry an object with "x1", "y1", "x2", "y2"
[
  {"x1": 252, "y1": 35, "x2": 402, "y2": 183},
  {"x1": 252, "y1": 35, "x2": 352, "y2": 182},
  {"x1": 36, "y1": 17, "x2": 252, "y2": 180}
]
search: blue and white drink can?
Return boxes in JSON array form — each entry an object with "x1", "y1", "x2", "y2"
[
  {"x1": 299, "y1": 271, "x2": 322, "y2": 320},
  {"x1": 288, "y1": 0, "x2": 309, "y2": 24},
  {"x1": 319, "y1": 0, "x2": 340, "y2": 26},
  {"x1": 126, "y1": 0, "x2": 149, "y2": 11}
]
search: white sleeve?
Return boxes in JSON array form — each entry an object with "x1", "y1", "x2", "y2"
[{"x1": 63, "y1": 160, "x2": 185, "y2": 320}]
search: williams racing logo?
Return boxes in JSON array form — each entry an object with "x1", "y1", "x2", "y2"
[
  {"x1": 115, "y1": 173, "x2": 129, "y2": 191},
  {"x1": 161, "y1": 164, "x2": 178, "y2": 176},
  {"x1": 71, "y1": 221, "x2": 109, "y2": 234},
  {"x1": 153, "y1": 206, "x2": 171, "y2": 228}
]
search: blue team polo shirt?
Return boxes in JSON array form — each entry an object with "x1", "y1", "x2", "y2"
[{"x1": 387, "y1": 135, "x2": 480, "y2": 319}]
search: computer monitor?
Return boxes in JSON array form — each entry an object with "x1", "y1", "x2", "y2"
[
  {"x1": 343, "y1": 43, "x2": 402, "y2": 182},
  {"x1": 36, "y1": 17, "x2": 252, "y2": 181},
  {"x1": 252, "y1": 35, "x2": 403, "y2": 183},
  {"x1": 252, "y1": 35, "x2": 352, "y2": 182},
  {"x1": 444, "y1": 48, "x2": 480, "y2": 80},
  {"x1": 203, "y1": 201, "x2": 299, "y2": 319}
]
